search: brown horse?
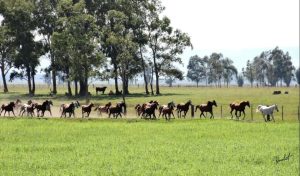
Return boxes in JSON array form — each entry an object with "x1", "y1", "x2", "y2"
[
  {"x1": 36, "y1": 100, "x2": 53, "y2": 117},
  {"x1": 94, "y1": 102, "x2": 112, "y2": 116},
  {"x1": 160, "y1": 102, "x2": 176, "y2": 120},
  {"x1": 60, "y1": 101, "x2": 80, "y2": 118},
  {"x1": 0, "y1": 102, "x2": 17, "y2": 117},
  {"x1": 176, "y1": 100, "x2": 192, "y2": 118},
  {"x1": 143, "y1": 102, "x2": 159, "y2": 119},
  {"x1": 138, "y1": 100, "x2": 158, "y2": 118},
  {"x1": 108, "y1": 102, "x2": 126, "y2": 118},
  {"x1": 230, "y1": 101, "x2": 250, "y2": 119},
  {"x1": 81, "y1": 103, "x2": 94, "y2": 118},
  {"x1": 19, "y1": 103, "x2": 36, "y2": 117},
  {"x1": 195, "y1": 100, "x2": 217, "y2": 119}
]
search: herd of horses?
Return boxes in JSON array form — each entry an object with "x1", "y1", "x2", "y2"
[{"x1": 0, "y1": 99, "x2": 279, "y2": 122}]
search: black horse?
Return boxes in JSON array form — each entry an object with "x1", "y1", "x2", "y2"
[
  {"x1": 36, "y1": 100, "x2": 53, "y2": 117},
  {"x1": 108, "y1": 102, "x2": 126, "y2": 118},
  {"x1": 195, "y1": 100, "x2": 217, "y2": 119},
  {"x1": 60, "y1": 101, "x2": 80, "y2": 118},
  {"x1": 0, "y1": 102, "x2": 16, "y2": 117}
]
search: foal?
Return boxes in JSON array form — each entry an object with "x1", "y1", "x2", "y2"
[
  {"x1": 82, "y1": 103, "x2": 94, "y2": 118},
  {"x1": 229, "y1": 101, "x2": 250, "y2": 120}
]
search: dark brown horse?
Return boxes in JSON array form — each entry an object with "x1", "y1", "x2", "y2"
[
  {"x1": 159, "y1": 102, "x2": 176, "y2": 120},
  {"x1": 143, "y1": 102, "x2": 159, "y2": 119},
  {"x1": 94, "y1": 102, "x2": 112, "y2": 116},
  {"x1": 176, "y1": 100, "x2": 192, "y2": 118},
  {"x1": 158, "y1": 101, "x2": 175, "y2": 118},
  {"x1": 60, "y1": 101, "x2": 80, "y2": 118},
  {"x1": 36, "y1": 100, "x2": 53, "y2": 117},
  {"x1": 20, "y1": 103, "x2": 36, "y2": 117},
  {"x1": 0, "y1": 102, "x2": 16, "y2": 117},
  {"x1": 230, "y1": 101, "x2": 250, "y2": 119},
  {"x1": 108, "y1": 102, "x2": 126, "y2": 118},
  {"x1": 138, "y1": 100, "x2": 158, "y2": 118},
  {"x1": 96, "y1": 86, "x2": 107, "y2": 95},
  {"x1": 81, "y1": 103, "x2": 94, "y2": 118},
  {"x1": 195, "y1": 100, "x2": 217, "y2": 119}
]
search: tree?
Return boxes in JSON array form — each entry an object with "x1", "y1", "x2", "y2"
[
  {"x1": 237, "y1": 75, "x2": 244, "y2": 87},
  {"x1": 242, "y1": 60, "x2": 255, "y2": 87},
  {"x1": 1, "y1": 0, "x2": 44, "y2": 95},
  {"x1": 187, "y1": 55, "x2": 207, "y2": 87},
  {"x1": 222, "y1": 57, "x2": 237, "y2": 87},
  {"x1": 296, "y1": 68, "x2": 300, "y2": 85},
  {"x1": 207, "y1": 53, "x2": 223, "y2": 87},
  {"x1": 34, "y1": 0, "x2": 59, "y2": 94},
  {"x1": 0, "y1": 24, "x2": 14, "y2": 93},
  {"x1": 164, "y1": 67, "x2": 183, "y2": 87}
]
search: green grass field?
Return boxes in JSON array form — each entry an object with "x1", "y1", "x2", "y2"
[{"x1": 0, "y1": 85, "x2": 299, "y2": 175}]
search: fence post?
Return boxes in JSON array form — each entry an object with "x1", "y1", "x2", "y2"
[
  {"x1": 221, "y1": 105, "x2": 223, "y2": 118},
  {"x1": 298, "y1": 106, "x2": 300, "y2": 122},
  {"x1": 191, "y1": 105, "x2": 194, "y2": 118},
  {"x1": 251, "y1": 105, "x2": 253, "y2": 121},
  {"x1": 281, "y1": 106, "x2": 284, "y2": 121}
]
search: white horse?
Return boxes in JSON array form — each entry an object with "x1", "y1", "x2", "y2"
[{"x1": 256, "y1": 104, "x2": 279, "y2": 122}]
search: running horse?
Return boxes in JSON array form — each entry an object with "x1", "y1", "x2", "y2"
[
  {"x1": 159, "y1": 101, "x2": 176, "y2": 120},
  {"x1": 94, "y1": 102, "x2": 112, "y2": 116},
  {"x1": 0, "y1": 99, "x2": 21, "y2": 117},
  {"x1": 142, "y1": 101, "x2": 159, "y2": 119},
  {"x1": 108, "y1": 102, "x2": 126, "y2": 118},
  {"x1": 81, "y1": 103, "x2": 94, "y2": 118},
  {"x1": 229, "y1": 101, "x2": 250, "y2": 120},
  {"x1": 195, "y1": 100, "x2": 217, "y2": 119},
  {"x1": 36, "y1": 100, "x2": 53, "y2": 117},
  {"x1": 60, "y1": 101, "x2": 80, "y2": 118},
  {"x1": 256, "y1": 104, "x2": 279, "y2": 122},
  {"x1": 176, "y1": 100, "x2": 192, "y2": 118}
]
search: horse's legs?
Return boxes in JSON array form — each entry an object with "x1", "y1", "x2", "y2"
[
  {"x1": 12, "y1": 110, "x2": 16, "y2": 117},
  {"x1": 171, "y1": 112, "x2": 175, "y2": 119},
  {"x1": 271, "y1": 114, "x2": 275, "y2": 122},
  {"x1": 230, "y1": 109, "x2": 233, "y2": 118},
  {"x1": 242, "y1": 110, "x2": 246, "y2": 120},
  {"x1": 262, "y1": 115, "x2": 267, "y2": 122},
  {"x1": 210, "y1": 112, "x2": 214, "y2": 119},
  {"x1": 49, "y1": 109, "x2": 52, "y2": 117}
]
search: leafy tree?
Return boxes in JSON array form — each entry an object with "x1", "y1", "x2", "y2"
[
  {"x1": 187, "y1": 55, "x2": 207, "y2": 87},
  {"x1": 222, "y1": 57, "x2": 237, "y2": 87},
  {"x1": 207, "y1": 53, "x2": 223, "y2": 87},
  {"x1": 242, "y1": 60, "x2": 255, "y2": 87},
  {"x1": 1, "y1": 0, "x2": 44, "y2": 95},
  {"x1": 164, "y1": 67, "x2": 183, "y2": 87},
  {"x1": 0, "y1": 24, "x2": 14, "y2": 93},
  {"x1": 237, "y1": 75, "x2": 244, "y2": 87},
  {"x1": 296, "y1": 68, "x2": 300, "y2": 85}
]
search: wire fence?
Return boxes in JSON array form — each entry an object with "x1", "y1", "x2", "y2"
[{"x1": 190, "y1": 104, "x2": 300, "y2": 122}]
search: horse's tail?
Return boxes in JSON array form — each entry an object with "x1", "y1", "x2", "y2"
[{"x1": 194, "y1": 105, "x2": 199, "y2": 112}]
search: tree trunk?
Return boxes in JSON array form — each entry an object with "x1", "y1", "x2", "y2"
[
  {"x1": 196, "y1": 81, "x2": 199, "y2": 88},
  {"x1": 31, "y1": 71, "x2": 35, "y2": 95},
  {"x1": 74, "y1": 80, "x2": 78, "y2": 96},
  {"x1": 140, "y1": 46, "x2": 149, "y2": 94},
  {"x1": 0, "y1": 61, "x2": 8, "y2": 93},
  {"x1": 26, "y1": 67, "x2": 32, "y2": 95},
  {"x1": 154, "y1": 60, "x2": 160, "y2": 95},
  {"x1": 67, "y1": 80, "x2": 72, "y2": 96},
  {"x1": 113, "y1": 61, "x2": 120, "y2": 95},
  {"x1": 51, "y1": 53, "x2": 57, "y2": 94},
  {"x1": 150, "y1": 67, "x2": 154, "y2": 95}
]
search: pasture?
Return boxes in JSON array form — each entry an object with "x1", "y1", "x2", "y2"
[{"x1": 0, "y1": 85, "x2": 299, "y2": 175}]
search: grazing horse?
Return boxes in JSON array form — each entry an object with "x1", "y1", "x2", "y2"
[
  {"x1": 94, "y1": 102, "x2": 112, "y2": 116},
  {"x1": 230, "y1": 101, "x2": 250, "y2": 120},
  {"x1": 176, "y1": 100, "x2": 192, "y2": 118},
  {"x1": 60, "y1": 101, "x2": 80, "y2": 118},
  {"x1": 36, "y1": 100, "x2": 53, "y2": 117},
  {"x1": 195, "y1": 100, "x2": 217, "y2": 119},
  {"x1": 159, "y1": 102, "x2": 176, "y2": 120},
  {"x1": 81, "y1": 103, "x2": 94, "y2": 118},
  {"x1": 96, "y1": 86, "x2": 107, "y2": 95},
  {"x1": 143, "y1": 102, "x2": 159, "y2": 119},
  {"x1": 256, "y1": 104, "x2": 279, "y2": 122},
  {"x1": 108, "y1": 102, "x2": 126, "y2": 118},
  {"x1": 0, "y1": 102, "x2": 16, "y2": 117}
]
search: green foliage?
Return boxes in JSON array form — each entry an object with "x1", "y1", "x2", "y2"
[
  {"x1": 237, "y1": 75, "x2": 244, "y2": 87},
  {"x1": 296, "y1": 68, "x2": 300, "y2": 85}
]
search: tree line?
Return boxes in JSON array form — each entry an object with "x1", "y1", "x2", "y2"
[
  {"x1": 0, "y1": 0, "x2": 298, "y2": 96},
  {"x1": 186, "y1": 47, "x2": 299, "y2": 87},
  {"x1": 0, "y1": 0, "x2": 192, "y2": 96}
]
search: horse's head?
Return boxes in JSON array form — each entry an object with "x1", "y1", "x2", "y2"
[
  {"x1": 106, "y1": 102, "x2": 112, "y2": 107},
  {"x1": 9, "y1": 102, "x2": 15, "y2": 107},
  {"x1": 245, "y1": 101, "x2": 250, "y2": 107},
  {"x1": 48, "y1": 100, "x2": 53, "y2": 106},
  {"x1": 187, "y1": 100, "x2": 192, "y2": 105},
  {"x1": 167, "y1": 101, "x2": 175, "y2": 108},
  {"x1": 75, "y1": 101, "x2": 80, "y2": 108},
  {"x1": 274, "y1": 104, "x2": 279, "y2": 112},
  {"x1": 212, "y1": 100, "x2": 217, "y2": 107},
  {"x1": 90, "y1": 103, "x2": 94, "y2": 107},
  {"x1": 195, "y1": 105, "x2": 200, "y2": 112}
]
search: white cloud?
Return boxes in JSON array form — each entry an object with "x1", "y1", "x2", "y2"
[{"x1": 162, "y1": 0, "x2": 299, "y2": 50}]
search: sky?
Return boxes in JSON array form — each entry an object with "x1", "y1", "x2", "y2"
[{"x1": 161, "y1": 0, "x2": 299, "y2": 72}]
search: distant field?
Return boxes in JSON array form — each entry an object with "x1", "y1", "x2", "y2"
[
  {"x1": 0, "y1": 85, "x2": 299, "y2": 121},
  {"x1": 0, "y1": 118, "x2": 298, "y2": 175}
]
